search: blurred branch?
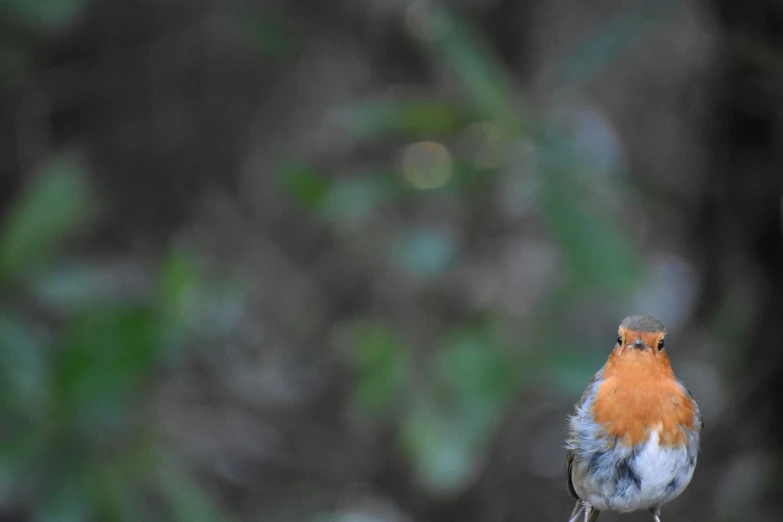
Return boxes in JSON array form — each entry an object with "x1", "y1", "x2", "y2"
[{"x1": 544, "y1": 0, "x2": 677, "y2": 97}]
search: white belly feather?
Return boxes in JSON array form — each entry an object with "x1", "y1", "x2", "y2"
[{"x1": 574, "y1": 426, "x2": 697, "y2": 513}]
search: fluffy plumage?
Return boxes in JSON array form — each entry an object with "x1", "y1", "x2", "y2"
[{"x1": 565, "y1": 316, "x2": 702, "y2": 522}]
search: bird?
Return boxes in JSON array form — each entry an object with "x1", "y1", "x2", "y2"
[{"x1": 565, "y1": 315, "x2": 702, "y2": 522}]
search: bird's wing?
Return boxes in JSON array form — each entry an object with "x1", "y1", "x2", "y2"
[
  {"x1": 566, "y1": 372, "x2": 601, "y2": 500},
  {"x1": 677, "y1": 378, "x2": 704, "y2": 433},
  {"x1": 566, "y1": 448, "x2": 577, "y2": 499}
]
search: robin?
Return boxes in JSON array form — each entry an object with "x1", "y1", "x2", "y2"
[{"x1": 565, "y1": 315, "x2": 702, "y2": 522}]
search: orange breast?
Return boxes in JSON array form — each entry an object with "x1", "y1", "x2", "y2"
[{"x1": 592, "y1": 347, "x2": 695, "y2": 447}]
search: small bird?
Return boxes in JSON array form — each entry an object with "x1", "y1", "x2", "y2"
[{"x1": 565, "y1": 315, "x2": 702, "y2": 522}]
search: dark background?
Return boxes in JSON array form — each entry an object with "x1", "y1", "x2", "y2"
[{"x1": 0, "y1": 1, "x2": 781, "y2": 521}]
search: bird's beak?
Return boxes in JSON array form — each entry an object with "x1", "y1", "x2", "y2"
[{"x1": 631, "y1": 338, "x2": 646, "y2": 350}]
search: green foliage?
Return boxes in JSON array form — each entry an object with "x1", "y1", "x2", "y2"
[
  {"x1": 282, "y1": 163, "x2": 331, "y2": 211},
  {"x1": 282, "y1": 164, "x2": 403, "y2": 222},
  {"x1": 345, "y1": 317, "x2": 531, "y2": 495},
  {"x1": 155, "y1": 452, "x2": 227, "y2": 522},
  {"x1": 311, "y1": 3, "x2": 648, "y2": 498},
  {"x1": 348, "y1": 320, "x2": 516, "y2": 495},
  {"x1": 53, "y1": 305, "x2": 161, "y2": 429},
  {"x1": 0, "y1": 152, "x2": 94, "y2": 281},
  {"x1": 422, "y1": 7, "x2": 524, "y2": 132},
  {"x1": 0, "y1": 0, "x2": 663, "y2": 514},
  {"x1": 0, "y1": 313, "x2": 47, "y2": 413},
  {"x1": 340, "y1": 100, "x2": 468, "y2": 141},
  {"x1": 436, "y1": 328, "x2": 516, "y2": 411},
  {"x1": 401, "y1": 405, "x2": 479, "y2": 495},
  {"x1": 234, "y1": 5, "x2": 296, "y2": 60},
  {"x1": 400, "y1": 326, "x2": 516, "y2": 494},
  {"x1": 318, "y1": 176, "x2": 396, "y2": 224},
  {"x1": 538, "y1": 156, "x2": 639, "y2": 292},
  {"x1": 0, "y1": 154, "x2": 225, "y2": 522},
  {"x1": 546, "y1": 0, "x2": 676, "y2": 92},
  {"x1": 349, "y1": 322, "x2": 408, "y2": 412}
]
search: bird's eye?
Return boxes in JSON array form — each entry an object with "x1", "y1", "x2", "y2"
[
  {"x1": 617, "y1": 336, "x2": 622, "y2": 345},
  {"x1": 658, "y1": 339, "x2": 665, "y2": 350}
]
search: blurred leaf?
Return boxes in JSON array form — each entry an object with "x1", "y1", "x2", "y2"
[
  {"x1": 157, "y1": 251, "x2": 201, "y2": 346},
  {"x1": 351, "y1": 322, "x2": 407, "y2": 412},
  {"x1": 538, "y1": 137, "x2": 639, "y2": 292},
  {"x1": 34, "y1": 266, "x2": 108, "y2": 309},
  {"x1": 35, "y1": 465, "x2": 95, "y2": 522},
  {"x1": 53, "y1": 305, "x2": 161, "y2": 429},
  {"x1": 0, "y1": 0, "x2": 92, "y2": 32},
  {"x1": 318, "y1": 177, "x2": 394, "y2": 223},
  {"x1": 340, "y1": 101, "x2": 466, "y2": 140},
  {"x1": 155, "y1": 453, "x2": 227, "y2": 522},
  {"x1": 0, "y1": 426, "x2": 45, "y2": 497},
  {"x1": 33, "y1": 262, "x2": 143, "y2": 311},
  {"x1": 95, "y1": 445, "x2": 156, "y2": 522},
  {"x1": 282, "y1": 163, "x2": 331, "y2": 210},
  {"x1": 437, "y1": 328, "x2": 515, "y2": 411},
  {"x1": 422, "y1": 7, "x2": 523, "y2": 132},
  {"x1": 0, "y1": 152, "x2": 94, "y2": 281},
  {"x1": 0, "y1": 311, "x2": 47, "y2": 414},
  {"x1": 394, "y1": 228, "x2": 457, "y2": 276},
  {"x1": 542, "y1": 196, "x2": 639, "y2": 292},
  {"x1": 157, "y1": 252, "x2": 246, "y2": 342},
  {"x1": 399, "y1": 325, "x2": 516, "y2": 495},
  {"x1": 159, "y1": 253, "x2": 198, "y2": 312},
  {"x1": 400, "y1": 407, "x2": 481, "y2": 496},
  {"x1": 95, "y1": 464, "x2": 135, "y2": 522},
  {"x1": 235, "y1": 7, "x2": 294, "y2": 60},
  {"x1": 0, "y1": 315, "x2": 48, "y2": 500},
  {"x1": 547, "y1": 0, "x2": 675, "y2": 93}
]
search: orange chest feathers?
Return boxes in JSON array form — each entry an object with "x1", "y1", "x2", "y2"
[{"x1": 591, "y1": 349, "x2": 696, "y2": 447}]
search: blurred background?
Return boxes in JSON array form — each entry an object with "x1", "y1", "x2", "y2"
[{"x1": 0, "y1": 0, "x2": 782, "y2": 521}]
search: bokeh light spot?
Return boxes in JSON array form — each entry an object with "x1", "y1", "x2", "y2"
[{"x1": 401, "y1": 141, "x2": 453, "y2": 190}]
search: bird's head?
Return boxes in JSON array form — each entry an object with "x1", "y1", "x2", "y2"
[{"x1": 616, "y1": 314, "x2": 667, "y2": 353}]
